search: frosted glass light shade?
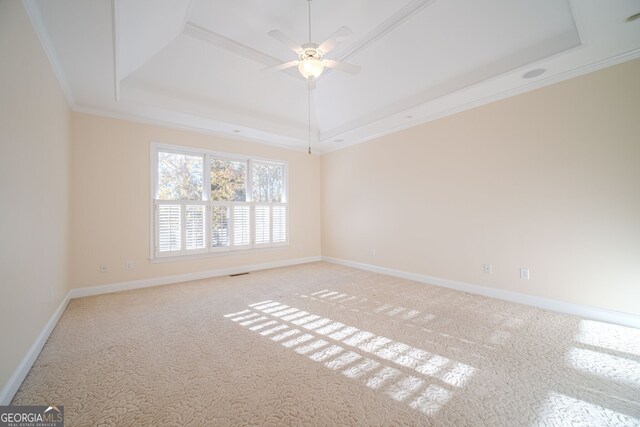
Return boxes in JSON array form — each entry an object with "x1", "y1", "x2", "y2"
[{"x1": 298, "y1": 58, "x2": 324, "y2": 79}]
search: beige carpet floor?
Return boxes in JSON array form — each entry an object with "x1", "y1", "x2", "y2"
[{"x1": 12, "y1": 262, "x2": 640, "y2": 426}]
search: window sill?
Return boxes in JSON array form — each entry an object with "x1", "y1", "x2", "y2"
[{"x1": 149, "y1": 243, "x2": 289, "y2": 264}]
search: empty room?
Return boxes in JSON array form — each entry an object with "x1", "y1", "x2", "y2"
[{"x1": 1, "y1": 0, "x2": 639, "y2": 425}]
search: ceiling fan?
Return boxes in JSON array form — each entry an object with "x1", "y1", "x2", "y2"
[{"x1": 262, "y1": 0, "x2": 361, "y2": 88}]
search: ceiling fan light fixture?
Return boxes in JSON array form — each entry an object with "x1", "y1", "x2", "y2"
[{"x1": 298, "y1": 57, "x2": 324, "y2": 79}]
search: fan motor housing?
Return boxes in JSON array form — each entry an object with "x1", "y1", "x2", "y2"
[{"x1": 299, "y1": 43, "x2": 323, "y2": 61}]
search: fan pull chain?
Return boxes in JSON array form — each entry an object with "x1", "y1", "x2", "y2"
[
  {"x1": 308, "y1": 84, "x2": 311, "y2": 155},
  {"x1": 308, "y1": 0, "x2": 312, "y2": 43},
  {"x1": 307, "y1": 0, "x2": 312, "y2": 155}
]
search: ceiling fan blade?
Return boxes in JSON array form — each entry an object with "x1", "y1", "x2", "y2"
[
  {"x1": 318, "y1": 26, "x2": 354, "y2": 53},
  {"x1": 262, "y1": 60, "x2": 300, "y2": 72},
  {"x1": 323, "y1": 59, "x2": 361, "y2": 75},
  {"x1": 268, "y1": 30, "x2": 303, "y2": 53}
]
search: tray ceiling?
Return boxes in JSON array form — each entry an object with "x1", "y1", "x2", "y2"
[{"x1": 23, "y1": 0, "x2": 640, "y2": 152}]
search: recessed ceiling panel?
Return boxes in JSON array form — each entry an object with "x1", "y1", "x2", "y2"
[
  {"x1": 122, "y1": 34, "x2": 312, "y2": 131},
  {"x1": 187, "y1": 0, "x2": 410, "y2": 60},
  {"x1": 315, "y1": 0, "x2": 580, "y2": 134},
  {"x1": 28, "y1": 0, "x2": 640, "y2": 152},
  {"x1": 117, "y1": 0, "x2": 191, "y2": 79}
]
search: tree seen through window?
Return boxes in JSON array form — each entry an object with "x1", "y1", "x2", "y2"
[
  {"x1": 252, "y1": 162, "x2": 283, "y2": 202},
  {"x1": 157, "y1": 152, "x2": 203, "y2": 200}
]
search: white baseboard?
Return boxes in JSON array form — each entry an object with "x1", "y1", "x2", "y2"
[
  {"x1": 1, "y1": 255, "x2": 321, "y2": 405},
  {"x1": 69, "y1": 256, "x2": 322, "y2": 299},
  {"x1": 4, "y1": 254, "x2": 636, "y2": 406},
  {"x1": 0, "y1": 291, "x2": 72, "y2": 405},
  {"x1": 322, "y1": 256, "x2": 640, "y2": 329}
]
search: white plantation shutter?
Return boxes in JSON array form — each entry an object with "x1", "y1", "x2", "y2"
[
  {"x1": 272, "y1": 205, "x2": 287, "y2": 243},
  {"x1": 157, "y1": 204, "x2": 181, "y2": 253},
  {"x1": 211, "y1": 206, "x2": 230, "y2": 248},
  {"x1": 233, "y1": 205, "x2": 251, "y2": 247},
  {"x1": 153, "y1": 145, "x2": 288, "y2": 259},
  {"x1": 255, "y1": 205, "x2": 270, "y2": 245},
  {"x1": 185, "y1": 205, "x2": 205, "y2": 251}
]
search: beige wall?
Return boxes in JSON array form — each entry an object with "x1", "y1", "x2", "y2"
[
  {"x1": 322, "y1": 59, "x2": 640, "y2": 316},
  {"x1": 2, "y1": 0, "x2": 638, "y2": 400},
  {"x1": 70, "y1": 113, "x2": 321, "y2": 288},
  {"x1": 0, "y1": 1, "x2": 71, "y2": 393}
]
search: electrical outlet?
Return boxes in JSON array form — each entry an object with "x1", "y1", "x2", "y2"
[
  {"x1": 520, "y1": 268, "x2": 530, "y2": 280},
  {"x1": 483, "y1": 264, "x2": 492, "y2": 274},
  {"x1": 126, "y1": 260, "x2": 134, "y2": 271},
  {"x1": 100, "y1": 264, "x2": 108, "y2": 273},
  {"x1": 49, "y1": 287, "x2": 53, "y2": 301},
  {"x1": 370, "y1": 249, "x2": 376, "y2": 256}
]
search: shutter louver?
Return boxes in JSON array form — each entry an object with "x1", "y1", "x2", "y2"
[
  {"x1": 211, "y1": 206, "x2": 230, "y2": 248},
  {"x1": 158, "y1": 204, "x2": 181, "y2": 252},
  {"x1": 233, "y1": 205, "x2": 251, "y2": 246},
  {"x1": 185, "y1": 205, "x2": 205, "y2": 250},
  {"x1": 272, "y1": 205, "x2": 287, "y2": 243},
  {"x1": 255, "y1": 205, "x2": 270, "y2": 245}
]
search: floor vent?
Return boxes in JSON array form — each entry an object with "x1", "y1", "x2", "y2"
[{"x1": 229, "y1": 272, "x2": 250, "y2": 277}]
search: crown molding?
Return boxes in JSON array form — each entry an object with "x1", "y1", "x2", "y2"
[
  {"x1": 23, "y1": 0, "x2": 640, "y2": 155},
  {"x1": 336, "y1": 0, "x2": 436, "y2": 64},
  {"x1": 71, "y1": 104, "x2": 311, "y2": 154},
  {"x1": 182, "y1": 21, "x2": 305, "y2": 82},
  {"x1": 183, "y1": 22, "x2": 280, "y2": 68},
  {"x1": 569, "y1": 0, "x2": 589, "y2": 48},
  {"x1": 180, "y1": 0, "x2": 195, "y2": 35},
  {"x1": 69, "y1": 46, "x2": 640, "y2": 157},
  {"x1": 320, "y1": 27, "x2": 583, "y2": 143},
  {"x1": 320, "y1": 47, "x2": 640, "y2": 154}
]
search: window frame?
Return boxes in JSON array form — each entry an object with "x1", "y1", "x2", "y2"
[{"x1": 149, "y1": 142, "x2": 289, "y2": 262}]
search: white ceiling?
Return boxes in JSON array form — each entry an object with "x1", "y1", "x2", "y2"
[{"x1": 23, "y1": 0, "x2": 640, "y2": 153}]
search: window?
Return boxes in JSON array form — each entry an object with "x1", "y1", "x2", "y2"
[{"x1": 151, "y1": 144, "x2": 288, "y2": 260}]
